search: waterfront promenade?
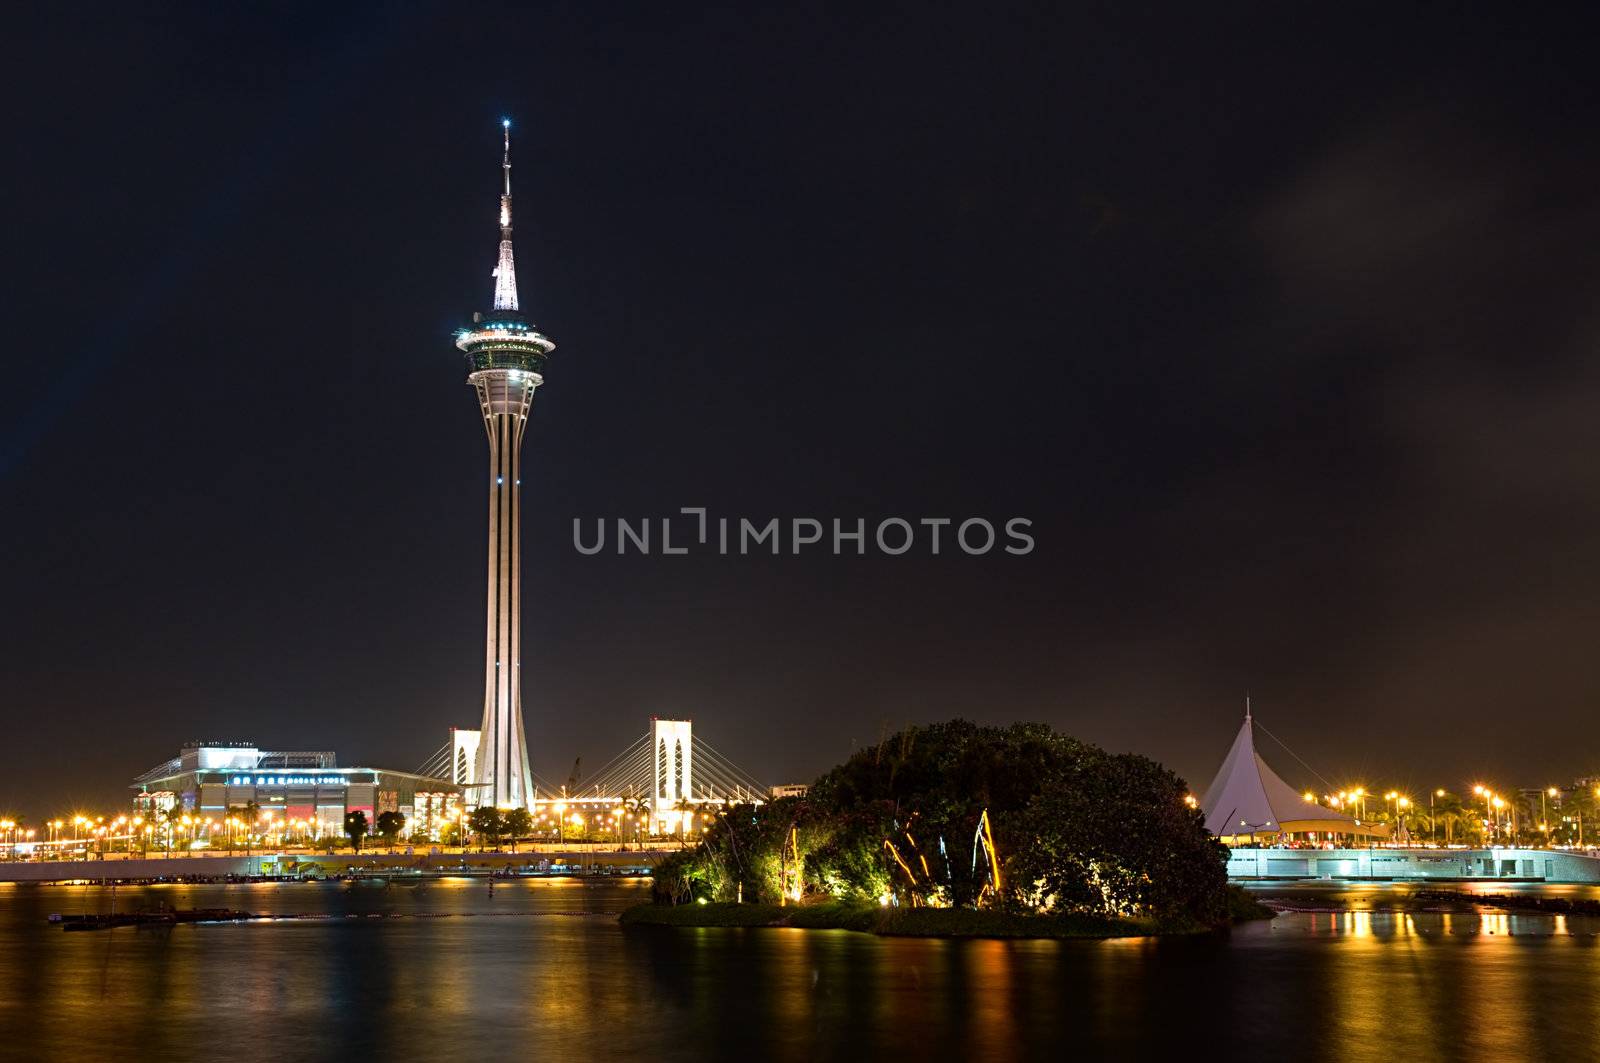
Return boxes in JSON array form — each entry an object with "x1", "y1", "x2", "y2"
[
  {"x1": 0, "y1": 846, "x2": 667, "y2": 883},
  {"x1": 1228, "y1": 846, "x2": 1600, "y2": 883}
]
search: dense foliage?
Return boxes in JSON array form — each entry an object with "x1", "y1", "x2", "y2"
[
  {"x1": 654, "y1": 720, "x2": 1230, "y2": 926},
  {"x1": 467, "y1": 807, "x2": 505, "y2": 849},
  {"x1": 374, "y1": 811, "x2": 406, "y2": 848},
  {"x1": 343, "y1": 810, "x2": 368, "y2": 852}
]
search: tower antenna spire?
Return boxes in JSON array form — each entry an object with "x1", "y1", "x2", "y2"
[
  {"x1": 493, "y1": 118, "x2": 519, "y2": 311},
  {"x1": 503, "y1": 118, "x2": 512, "y2": 195}
]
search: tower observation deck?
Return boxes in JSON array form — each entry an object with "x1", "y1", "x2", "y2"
[{"x1": 454, "y1": 119, "x2": 555, "y2": 809}]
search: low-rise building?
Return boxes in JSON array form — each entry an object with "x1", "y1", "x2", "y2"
[{"x1": 132, "y1": 742, "x2": 460, "y2": 840}]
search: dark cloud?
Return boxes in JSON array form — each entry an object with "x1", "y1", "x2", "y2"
[{"x1": 1141, "y1": 99, "x2": 1600, "y2": 789}]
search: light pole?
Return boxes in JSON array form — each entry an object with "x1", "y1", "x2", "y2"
[
  {"x1": 1588, "y1": 787, "x2": 1600, "y2": 850},
  {"x1": 1542, "y1": 784, "x2": 1555, "y2": 851},
  {"x1": 1580, "y1": 784, "x2": 1593, "y2": 851}
]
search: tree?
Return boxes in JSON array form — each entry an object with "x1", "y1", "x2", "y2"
[
  {"x1": 673, "y1": 799, "x2": 696, "y2": 847},
  {"x1": 629, "y1": 797, "x2": 651, "y2": 845},
  {"x1": 163, "y1": 805, "x2": 185, "y2": 857},
  {"x1": 344, "y1": 811, "x2": 369, "y2": 853},
  {"x1": 655, "y1": 720, "x2": 1233, "y2": 925},
  {"x1": 223, "y1": 805, "x2": 246, "y2": 854},
  {"x1": 242, "y1": 800, "x2": 262, "y2": 855},
  {"x1": 1008, "y1": 750, "x2": 1228, "y2": 926},
  {"x1": 374, "y1": 811, "x2": 406, "y2": 851},
  {"x1": 467, "y1": 807, "x2": 504, "y2": 851},
  {"x1": 809, "y1": 719, "x2": 1100, "y2": 907},
  {"x1": 502, "y1": 808, "x2": 533, "y2": 852},
  {"x1": 1428, "y1": 792, "x2": 1477, "y2": 847}
]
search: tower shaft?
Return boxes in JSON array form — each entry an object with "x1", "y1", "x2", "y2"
[{"x1": 473, "y1": 371, "x2": 538, "y2": 808}]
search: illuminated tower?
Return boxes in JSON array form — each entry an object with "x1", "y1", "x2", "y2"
[{"x1": 454, "y1": 119, "x2": 555, "y2": 809}]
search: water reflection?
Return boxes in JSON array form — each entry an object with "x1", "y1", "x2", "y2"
[
  {"x1": 4, "y1": 882, "x2": 1600, "y2": 1060},
  {"x1": 1288, "y1": 907, "x2": 1587, "y2": 938}
]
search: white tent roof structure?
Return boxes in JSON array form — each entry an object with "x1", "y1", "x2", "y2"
[{"x1": 1199, "y1": 711, "x2": 1387, "y2": 839}]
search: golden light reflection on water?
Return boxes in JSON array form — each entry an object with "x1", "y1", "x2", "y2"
[
  {"x1": 8, "y1": 883, "x2": 1600, "y2": 1060},
  {"x1": 1296, "y1": 908, "x2": 1581, "y2": 939},
  {"x1": 965, "y1": 940, "x2": 1020, "y2": 1060},
  {"x1": 1271, "y1": 904, "x2": 1600, "y2": 1059}
]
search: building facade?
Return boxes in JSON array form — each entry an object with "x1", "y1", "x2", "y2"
[{"x1": 132, "y1": 743, "x2": 459, "y2": 839}]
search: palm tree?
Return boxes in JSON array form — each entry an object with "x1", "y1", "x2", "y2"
[
  {"x1": 673, "y1": 798, "x2": 696, "y2": 848},
  {"x1": 1435, "y1": 807, "x2": 1468, "y2": 847},
  {"x1": 162, "y1": 805, "x2": 184, "y2": 858},
  {"x1": 223, "y1": 805, "x2": 244, "y2": 854},
  {"x1": 243, "y1": 801, "x2": 262, "y2": 856}
]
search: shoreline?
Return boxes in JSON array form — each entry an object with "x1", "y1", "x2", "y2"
[{"x1": 619, "y1": 901, "x2": 1219, "y2": 939}]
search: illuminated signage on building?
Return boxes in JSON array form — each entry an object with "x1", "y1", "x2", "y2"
[{"x1": 229, "y1": 775, "x2": 348, "y2": 787}]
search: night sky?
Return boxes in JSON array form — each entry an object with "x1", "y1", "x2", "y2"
[{"x1": 6, "y1": 5, "x2": 1600, "y2": 817}]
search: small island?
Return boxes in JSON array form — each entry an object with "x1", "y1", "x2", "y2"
[{"x1": 624, "y1": 720, "x2": 1273, "y2": 939}]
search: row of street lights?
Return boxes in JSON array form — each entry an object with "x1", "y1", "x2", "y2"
[
  {"x1": 2, "y1": 798, "x2": 737, "y2": 860},
  {"x1": 1296, "y1": 783, "x2": 1600, "y2": 847}
]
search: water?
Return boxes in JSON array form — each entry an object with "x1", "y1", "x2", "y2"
[{"x1": 4, "y1": 879, "x2": 1600, "y2": 1061}]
